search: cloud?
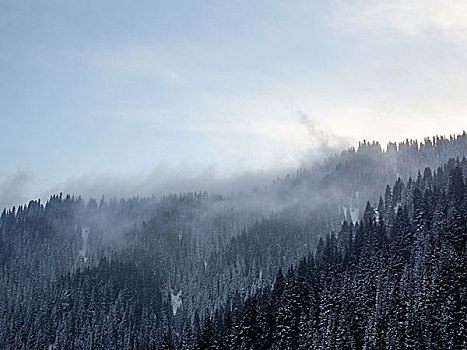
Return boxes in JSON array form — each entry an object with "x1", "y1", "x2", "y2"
[
  {"x1": 0, "y1": 170, "x2": 34, "y2": 210},
  {"x1": 37, "y1": 112, "x2": 352, "y2": 203},
  {"x1": 83, "y1": 1, "x2": 467, "y2": 168},
  {"x1": 4, "y1": 0, "x2": 466, "y2": 206},
  {"x1": 335, "y1": 0, "x2": 467, "y2": 41},
  {"x1": 298, "y1": 111, "x2": 352, "y2": 165},
  {"x1": 41, "y1": 165, "x2": 288, "y2": 203}
]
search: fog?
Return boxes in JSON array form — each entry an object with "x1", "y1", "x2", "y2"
[
  {"x1": 43, "y1": 166, "x2": 285, "y2": 201},
  {"x1": 0, "y1": 170, "x2": 34, "y2": 211},
  {"x1": 298, "y1": 112, "x2": 353, "y2": 167},
  {"x1": 0, "y1": 114, "x2": 353, "y2": 211}
]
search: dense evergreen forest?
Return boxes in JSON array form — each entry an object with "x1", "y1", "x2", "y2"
[
  {"x1": 190, "y1": 162, "x2": 467, "y2": 350},
  {"x1": 0, "y1": 133, "x2": 466, "y2": 349}
]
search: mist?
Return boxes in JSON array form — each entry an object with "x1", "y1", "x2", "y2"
[
  {"x1": 0, "y1": 114, "x2": 353, "y2": 212},
  {"x1": 43, "y1": 166, "x2": 285, "y2": 202},
  {"x1": 0, "y1": 170, "x2": 34, "y2": 211},
  {"x1": 298, "y1": 112, "x2": 353, "y2": 167}
]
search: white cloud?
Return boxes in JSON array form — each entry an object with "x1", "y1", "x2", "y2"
[
  {"x1": 336, "y1": 0, "x2": 467, "y2": 41},
  {"x1": 42, "y1": 166, "x2": 288, "y2": 201},
  {"x1": 0, "y1": 170, "x2": 34, "y2": 210},
  {"x1": 82, "y1": 1, "x2": 467, "y2": 179}
]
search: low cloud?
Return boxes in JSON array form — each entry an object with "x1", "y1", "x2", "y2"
[
  {"x1": 38, "y1": 114, "x2": 349, "y2": 203},
  {"x1": 298, "y1": 111, "x2": 352, "y2": 166},
  {"x1": 42, "y1": 166, "x2": 289, "y2": 204},
  {"x1": 0, "y1": 170, "x2": 34, "y2": 210},
  {"x1": 0, "y1": 114, "x2": 351, "y2": 209}
]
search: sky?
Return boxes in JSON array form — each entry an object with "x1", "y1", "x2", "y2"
[{"x1": 1, "y1": 0, "x2": 466, "y2": 208}]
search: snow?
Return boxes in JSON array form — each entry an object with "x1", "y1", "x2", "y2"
[
  {"x1": 171, "y1": 289, "x2": 182, "y2": 316},
  {"x1": 395, "y1": 202, "x2": 402, "y2": 212},
  {"x1": 343, "y1": 206, "x2": 360, "y2": 224},
  {"x1": 350, "y1": 207, "x2": 360, "y2": 224},
  {"x1": 374, "y1": 208, "x2": 380, "y2": 222},
  {"x1": 79, "y1": 226, "x2": 89, "y2": 262}
]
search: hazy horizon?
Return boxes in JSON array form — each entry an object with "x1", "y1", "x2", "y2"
[{"x1": 2, "y1": 130, "x2": 466, "y2": 211}]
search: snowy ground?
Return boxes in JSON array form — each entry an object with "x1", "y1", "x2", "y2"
[
  {"x1": 79, "y1": 226, "x2": 89, "y2": 262},
  {"x1": 171, "y1": 289, "x2": 182, "y2": 316}
]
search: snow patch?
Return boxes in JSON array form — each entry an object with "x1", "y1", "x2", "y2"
[
  {"x1": 343, "y1": 206, "x2": 359, "y2": 224},
  {"x1": 350, "y1": 208, "x2": 360, "y2": 224},
  {"x1": 171, "y1": 289, "x2": 182, "y2": 316},
  {"x1": 374, "y1": 208, "x2": 380, "y2": 222},
  {"x1": 79, "y1": 226, "x2": 89, "y2": 262}
]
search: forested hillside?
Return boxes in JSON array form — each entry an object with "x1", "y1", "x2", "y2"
[
  {"x1": 0, "y1": 133, "x2": 466, "y2": 349},
  {"x1": 189, "y1": 162, "x2": 467, "y2": 350}
]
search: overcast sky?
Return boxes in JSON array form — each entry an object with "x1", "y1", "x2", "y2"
[{"x1": 1, "y1": 1, "x2": 466, "y2": 208}]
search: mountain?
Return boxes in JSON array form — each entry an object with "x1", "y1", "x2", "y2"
[
  {"x1": 0, "y1": 132, "x2": 466, "y2": 349},
  {"x1": 191, "y1": 161, "x2": 467, "y2": 350}
]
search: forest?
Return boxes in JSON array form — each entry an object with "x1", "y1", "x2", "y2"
[{"x1": 0, "y1": 133, "x2": 466, "y2": 349}]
